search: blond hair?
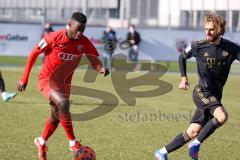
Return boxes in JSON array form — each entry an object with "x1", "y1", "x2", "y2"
[{"x1": 204, "y1": 12, "x2": 226, "y2": 36}]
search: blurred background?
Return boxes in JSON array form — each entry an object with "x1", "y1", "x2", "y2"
[{"x1": 1, "y1": 0, "x2": 240, "y2": 30}]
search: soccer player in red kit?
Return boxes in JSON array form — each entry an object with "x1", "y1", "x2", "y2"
[{"x1": 17, "y1": 12, "x2": 108, "y2": 160}]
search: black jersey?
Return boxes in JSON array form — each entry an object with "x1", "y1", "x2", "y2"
[{"x1": 179, "y1": 38, "x2": 240, "y2": 96}]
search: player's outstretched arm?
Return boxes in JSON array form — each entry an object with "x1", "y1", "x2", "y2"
[{"x1": 17, "y1": 45, "x2": 42, "y2": 92}]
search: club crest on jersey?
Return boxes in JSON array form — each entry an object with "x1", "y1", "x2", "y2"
[
  {"x1": 222, "y1": 50, "x2": 228, "y2": 57},
  {"x1": 58, "y1": 52, "x2": 78, "y2": 61},
  {"x1": 77, "y1": 45, "x2": 83, "y2": 51}
]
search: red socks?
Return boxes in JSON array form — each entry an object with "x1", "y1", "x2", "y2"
[
  {"x1": 42, "y1": 118, "x2": 59, "y2": 141},
  {"x1": 41, "y1": 113, "x2": 75, "y2": 141},
  {"x1": 59, "y1": 113, "x2": 76, "y2": 140}
]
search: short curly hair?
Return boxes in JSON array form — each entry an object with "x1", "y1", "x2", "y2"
[
  {"x1": 71, "y1": 12, "x2": 87, "y2": 23},
  {"x1": 204, "y1": 11, "x2": 226, "y2": 36}
]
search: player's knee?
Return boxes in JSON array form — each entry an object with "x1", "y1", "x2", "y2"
[
  {"x1": 57, "y1": 100, "x2": 70, "y2": 113},
  {"x1": 215, "y1": 112, "x2": 228, "y2": 124},
  {"x1": 186, "y1": 128, "x2": 201, "y2": 139},
  {"x1": 49, "y1": 114, "x2": 60, "y2": 124},
  {"x1": 50, "y1": 110, "x2": 60, "y2": 121}
]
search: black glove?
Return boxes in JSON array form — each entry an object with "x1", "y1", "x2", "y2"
[{"x1": 104, "y1": 68, "x2": 110, "y2": 77}]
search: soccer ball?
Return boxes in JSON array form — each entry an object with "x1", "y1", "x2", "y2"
[{"x1": 74, "y1": 146, "x2": 96, "y2": 160}]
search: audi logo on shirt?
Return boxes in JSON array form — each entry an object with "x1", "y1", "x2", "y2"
[{"x1": 58, "y1": 52, "x2": 78, "y2": 61}]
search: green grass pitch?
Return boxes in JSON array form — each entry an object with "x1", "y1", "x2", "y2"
[{"x1": 0, "y1": 68, "x2": 240, "y2": 160}]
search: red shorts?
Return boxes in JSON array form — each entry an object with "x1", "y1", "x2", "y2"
[{"x1": 38, "y1": 77, "x2": 70, "y2": 100}]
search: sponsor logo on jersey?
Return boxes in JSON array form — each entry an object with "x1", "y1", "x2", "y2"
[
  {"x1": 207, "y1": 58, "x2": 216, "y2": 68},
  {"x1": 58, "y1": 52, "x2": 78, "y2": 61}
]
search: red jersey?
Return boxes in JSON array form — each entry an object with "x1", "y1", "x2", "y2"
[{"x1": 20, "y1": 29, "x2": 102, "y2": 97}]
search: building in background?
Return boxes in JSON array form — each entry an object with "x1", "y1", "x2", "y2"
[{"x1": 0, "y1": 0, "x2": 240, "y2": 31}]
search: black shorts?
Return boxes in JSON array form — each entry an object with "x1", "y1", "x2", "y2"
[{"x1": 190, "y1": 86, "x2": 222, "y2": 126}]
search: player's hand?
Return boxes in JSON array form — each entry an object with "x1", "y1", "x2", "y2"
[
  {"x1": 179, "y1": 76, "x2": 190, "y2": 90},
  {"x1": 130, "y1": 40, "x2": 135, "y2": 44},
  {"x1": 17, "y1": 81, "x2": 27, "y2": 92},
  {"x1": 100, "y1": 68, "x2": 110, "y2": 77}
]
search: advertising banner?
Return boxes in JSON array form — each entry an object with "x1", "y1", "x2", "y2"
[{"x1": 1, "y1": 23, "x2": 240, "y2": 61}]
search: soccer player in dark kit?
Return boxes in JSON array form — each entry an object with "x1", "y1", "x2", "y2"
[
  {"x1": 17, "y1": 12, "x2": 109, "y2": 160},
  {"x1": 0, "y1": 71, "x2": 17, "y2": 102},
  {"x1": 155, "y1": 12, "x2": 240, "y2": 160}
]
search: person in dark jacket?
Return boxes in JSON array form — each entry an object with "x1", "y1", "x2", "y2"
[{"x1": 126, "y1": 24, "x2": 141, "y2": 65}]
